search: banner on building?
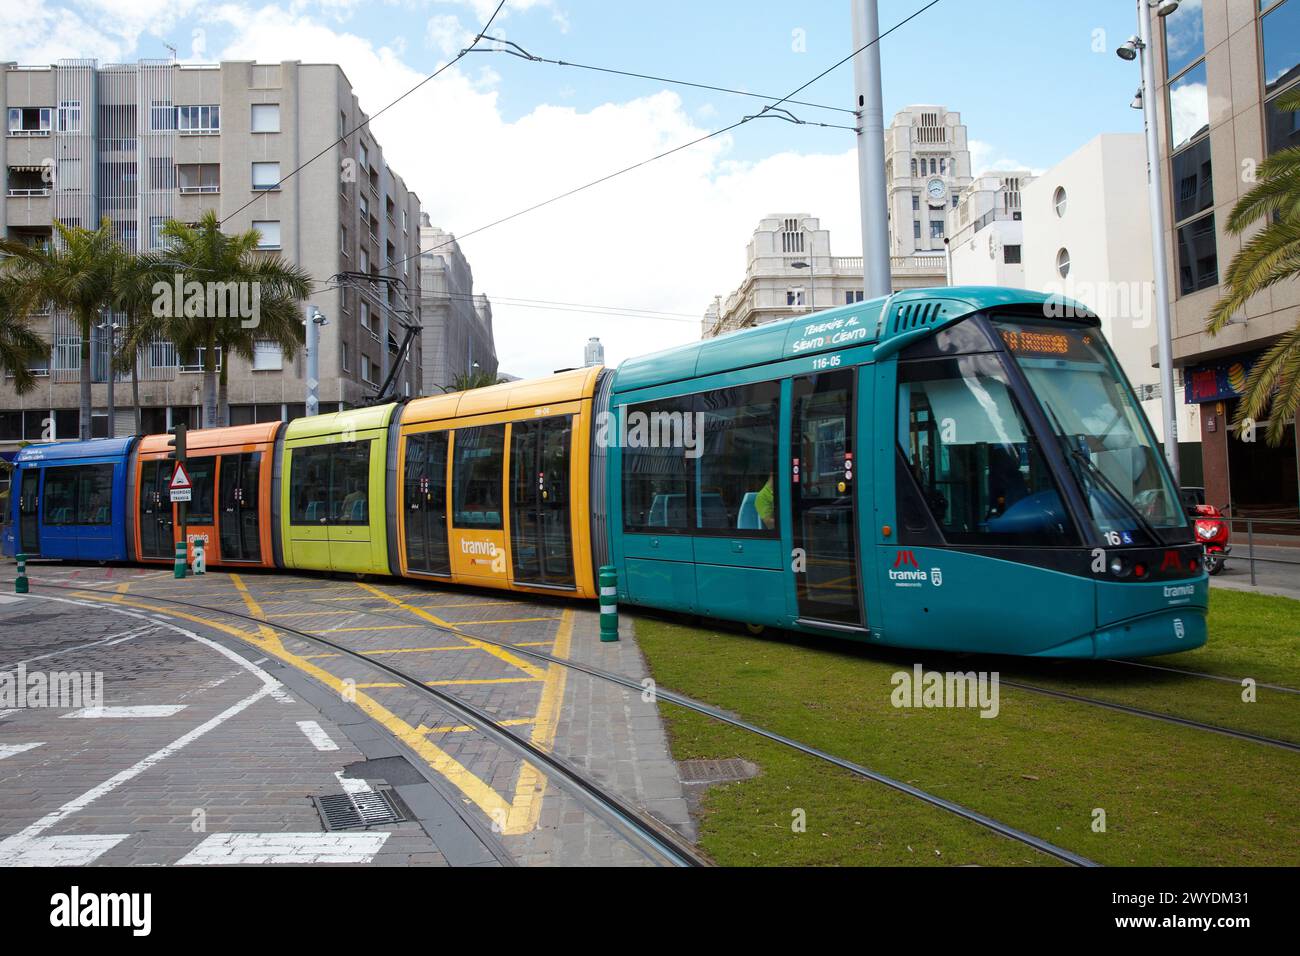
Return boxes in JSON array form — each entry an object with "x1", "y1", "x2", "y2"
[{"x1": 1183, "y1": 353, "x2": 1258, "y2": 405}]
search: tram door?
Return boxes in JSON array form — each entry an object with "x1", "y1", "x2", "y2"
[
  {"x1": 509, "y1": 416, "x2": 575, "y2": 587},
  {"x1": 218, "y1": 453, "x2": 262, "y2": 562},
  {"x1": 403, "y1": 432, "x2": 451, "y2": 576},
  {"x1": 18, "y1": 470, "x2": 40, "y2": 554},
  {"x1": 139, "y1": 460, "x2": 174, "y2": 559},
  {"x1": 790, "y1": 369, "x2": 865, "y2": 628}
]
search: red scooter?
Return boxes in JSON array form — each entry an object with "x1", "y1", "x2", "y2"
[{"x1": 1182, "y1": 486, "x2": 1230, "y2": 576}]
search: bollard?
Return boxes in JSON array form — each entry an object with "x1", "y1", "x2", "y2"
[
  {"x1": 599, "y1": 565, "x2": 619, "y2": 642},
  {"x1": 192, "y1": 542, "x2": 205, "y2": 576},
  {"x1": 15, "y1": 553, "x2": 29, "y2": 594},
  {"x1": 174, "y1": 541, "x2": 187, "y2": 579}
]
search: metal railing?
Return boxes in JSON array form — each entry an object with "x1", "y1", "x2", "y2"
[{"x1": 1220, "y1": 515, "x2": 1300, "y2": 588}]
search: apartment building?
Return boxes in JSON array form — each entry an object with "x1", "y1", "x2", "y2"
[
  {"x1": 0, "y1": 58, "x2": 423, "y2": 451},
  {"x1": 1148, "y1": 0, "x2": 1299, "y2": 516},
  {"x1": 946, "y1": 171, "x2": 1034, "y2": 287},
  {"x1": 418, "y1": 215, "x2": 497, "y2": 392}
]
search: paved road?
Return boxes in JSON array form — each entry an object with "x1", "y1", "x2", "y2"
[{"x1": 1209, "y1": 542, "x2": 1300, "y2": 601}]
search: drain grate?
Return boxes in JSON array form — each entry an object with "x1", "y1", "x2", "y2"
[
  {"x1": 313, "y1": 789, "x2": 406, "y2": 831},
  {"x1": 678, "y1": 758, "x2": 760, "y2": 785}
]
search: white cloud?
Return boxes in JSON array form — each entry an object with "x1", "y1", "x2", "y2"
[
  {"x1": 207, "y1": 3, "x2": 871, "y2": 378},
  {"x1": 425, "y1": 13, "x2": 467, "y2": 57},
  {"x1": 969, "y1": 138, "x2": 1041, "y2": 176}
]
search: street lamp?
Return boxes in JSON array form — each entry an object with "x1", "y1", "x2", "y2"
[
  {"x1": 96, "y1": 318, "x2": 121, "y2": 438},
  {"x1": 1117, "y1": 0, "x2": 1182, "y2": 482},
  {"x1": 304, "y1": 305, "x2": 328, "y2": 418}
]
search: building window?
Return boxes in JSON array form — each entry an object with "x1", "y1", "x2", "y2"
[
  {"x1": 360, "y1": 249, "x2": 370, "y2": 273},
  {"x1": 912, "y1": 194, "x2": 920, "y2": 211},
  {"x1": 1163, "y1": 0, "x2": 1205, "y2": 79},
  {"x1": 1263, "y1": 0, "x2": 1300, "y2": 152},
  {"x1": 1053, "y1": 186, "x2": 1067, "y2": 217},
  {"x1": 360, "y1": 354, "x2": 375, "y2": 383},
  {"x1": 252, "y1": 220, "x2": 281, "y2": 249},
  {"x1": 56, "y1": 158, "x2": 82, "y2": 190},
  {"x1": 845, "y1": 290, "x2": 865, "y2": 304},
  {"x1": 150, "y1": 100, "x2": 176, "y2": 131},
  {"x1": 930, "y1": 220, "x2": 945, "y2": 239},
  {"x1": 177, "y1": 163, "x2": 220, "y2": 193},
  {"x1": 339, "y1": 110, "x2": 347, "y2": 138},
  {"x1": 781, "y1": 218, "x2": 805, "y2": 253},
  {"x1": 342, "y1": 341, "x2": 350, "y2": 372},
  {"x1": 1171, "y1": 135, "x2": 1213, "y2": 222},
  {"x1": 251, "y1": 161, "x2": 281, "y2": 190},
  {"x1": 1176, "y1": 213, "x2": 1219, "y2": 295},
  {"x1": 913, "y1": 220, "x2": 922, "y2": 241},
  {"x1": 149, "y1": 216, "x2": 168, "y2": 250},
  {"x1": 1266, "y1": 85, "x2": 1300, "y2": 153},
  {"x1": 341, "y1": 224, "x2": 348, "y2": 255},
  {"x1": 177, "y1": 105, "x2": 219, "y2": 134},
  {"x1": 1003, "y1": 244, "x2": 1022, "y2": 265},
  {"x1": 7, "y1": 107, "x2": 52, "y2": 135},
  {"x1": 251, "y1": 103, "x2": 280, "y2": 133},
  {"x1": 910, "y1": 158, "x2": 918, "y2": 176},
  {"x1": 1168, "y1": 60, "x2": 1210, "y2": 153},
  {"x1": 1056, "y1": 248, "x2": 1071, "y2": 279},
  {"x1": 252, "y1": 340, "x2": 282, "y2": 370},
  {"x1": 951, "y1": 195, "x2": 959, "y2": 209},
  {"x1": 56, "y1": 100, "x2": 81, "y2": 132},
  {"x1": 452, "y1": 425, "x2": 506, "y2": 530},
  {"x1": 786, "y1": 287, "x2": 805, "y2": 306}
]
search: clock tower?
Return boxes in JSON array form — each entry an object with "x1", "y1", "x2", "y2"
[{"x1": 883, "y1": 105, "x2": 973, "y2": 263}]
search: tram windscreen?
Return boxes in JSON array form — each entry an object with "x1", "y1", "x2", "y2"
[{"x1": 993, "y1": 319, "x2": 1189, "y2": 544}]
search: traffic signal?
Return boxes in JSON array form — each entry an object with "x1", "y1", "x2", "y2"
[{"x1": 166, "y1": 423, "x2": 187, "y2": 462}]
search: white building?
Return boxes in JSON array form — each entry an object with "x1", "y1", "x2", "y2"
[
  {"x1": 885, "y1": 105, "x2": 973, "y2": 261},
  {"x1": 418, "y1": 215, "x2": 497, "y2": 390},
  {"x1": 1022, "y1": 134, "x2": 1198, "y2": 449},
  {"x1": 704, "y1": 214, "x2": 949, "y2": 337},
  {"x1": 947, "y1": 172, "x2": 1034, "y2": 287},
  {"x1": 583, "y1": 337, "x2": 605, "y2": 367}
]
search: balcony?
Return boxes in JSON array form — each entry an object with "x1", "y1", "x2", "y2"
[{"x1": 6, "y1": 167, "x2": 51, "y2": 197}]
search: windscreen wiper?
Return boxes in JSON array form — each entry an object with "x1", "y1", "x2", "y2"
[{"x1": 1039, "y1": 400, "x2": 1160, "y2": 545}]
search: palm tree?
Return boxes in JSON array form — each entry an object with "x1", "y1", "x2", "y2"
[
  {"x1": 0, "y1": 219, "x2": 119, "y2": 439},
  {"x1": 451, "y1": 368, "x2": 502, "y2": 391},
  {"x1": 110, "y1": 248, "x2": 171, "y2": 435},
  {"x1": 0, "y1": 276, "x2": 51, "y2": 395},
  {"x1": 125, "y1": 212, "x2": 311, "y2": 427},
  {"x1": 1206, "y1": 86, "x2": 1300, "y2": 447}
]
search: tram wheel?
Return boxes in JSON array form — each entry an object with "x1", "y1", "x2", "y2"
[{"x1": 745, "y1": 623, "x2": 767, "y2": 636}]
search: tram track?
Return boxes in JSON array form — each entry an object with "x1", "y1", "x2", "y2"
[
  {"x1": 28, "y1": 581, "x2": 705, "y2": 869},
  {"x1": 45, "y1": 578, "x2": 1100, "y2": 867}
]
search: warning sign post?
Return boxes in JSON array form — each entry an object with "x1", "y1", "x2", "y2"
[{"x1": 169, "y1": 462, "x2": 193, "y2": 503}]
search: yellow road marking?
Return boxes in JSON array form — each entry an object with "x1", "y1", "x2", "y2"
[
  {"x1": 69, "y1": 590, "x2": 520, "y2": 830},
  {"x1": 110, "y1": 581, "x2": 131, "y2": 603},
  {"x1": 356, "y1": 582, "x2": 546, "y2": 680},
  {"x1": 463, "y1": 617, "x2": 560, "y2": 625},
  {"x1": 229, "y1": 574, "x2": 280, "y2": 642},
  {"x1": 356, "y1": 682, "x2": 403, "y2": 689},
  {"x1": 507, "y1": 609, "x2": 574, "y2": 833}
]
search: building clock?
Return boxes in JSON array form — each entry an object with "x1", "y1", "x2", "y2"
[{"x1": 926, "y1": 177, "x2": 947, "y2": 206}]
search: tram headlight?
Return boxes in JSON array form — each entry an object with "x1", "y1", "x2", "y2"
[{"x1": 1109, "y1": 556, "x2": 1131, "y2": 578}]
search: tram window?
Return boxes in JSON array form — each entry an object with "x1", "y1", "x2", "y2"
[
  {"x1": 187, "y1": 458, "x2": 215, "y2": 524},
  {"x1": 452, "y1": 425, "x2": 505, "y2": 529},
  {"x1": 695, "y1": 383, "x2": 780, "y2": 535},
  {"x1": 43, "y1": 467, "x2": 78, "y2": 525},
  {"x1": 75, "y1": 465, "x2": 114, "y2": 525},
  {"x1": 290, "y1": 446, "x2": 332, "y2": 524},
  {"x1": 331, "y1": 441, "x2": 372, "y2": 524},
  {"x1": 897, "y1": 354, "x2": 1076, "y2": 546},
  {"x1": 621, "y1": 396, "x2": 694, "y2": 532}
]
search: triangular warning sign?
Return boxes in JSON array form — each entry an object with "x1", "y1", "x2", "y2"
[{"x1": 170, "y1": 462, "x2": 192, "y2": 490}]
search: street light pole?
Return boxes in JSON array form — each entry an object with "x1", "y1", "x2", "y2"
[
  {"x1": 1133, "y1": 0, "x2": 1182, "y2": 482},
  {"x1": 852, "y1": 0, "x2": 893, "y2": 299},
  {"x1": 304, "y1": 305, "x2": 327, "y2": 417}
]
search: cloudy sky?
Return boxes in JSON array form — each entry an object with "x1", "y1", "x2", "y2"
[{"x1": 3, "y1": 0, "x2": 1145, "y2": 377}]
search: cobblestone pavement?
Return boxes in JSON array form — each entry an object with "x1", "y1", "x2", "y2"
[{"x1": 0, "y1": 562, "x2": 694, "y2": 866}]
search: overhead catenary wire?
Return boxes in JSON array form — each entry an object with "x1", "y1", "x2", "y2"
[
  {"x1": 218, "y1": 0, "x2": 508, "y2": 229},
  {"x1": 465, "y1": 40, "x2": 856, "y2": 115},
  {"x1": 367, "y1": 0, "x2": 946, "y2": 285}
]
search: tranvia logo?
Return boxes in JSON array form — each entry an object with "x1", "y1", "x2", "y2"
[
  {"x1": 889, "y1": 550, "x2": 936, "y2": 587},
  {"x1": 460, "y1": 540, "x2": 498, "y2": 556},
  {"x1": 931, "y1": 568, "x2": 943, "y2": 587}
]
